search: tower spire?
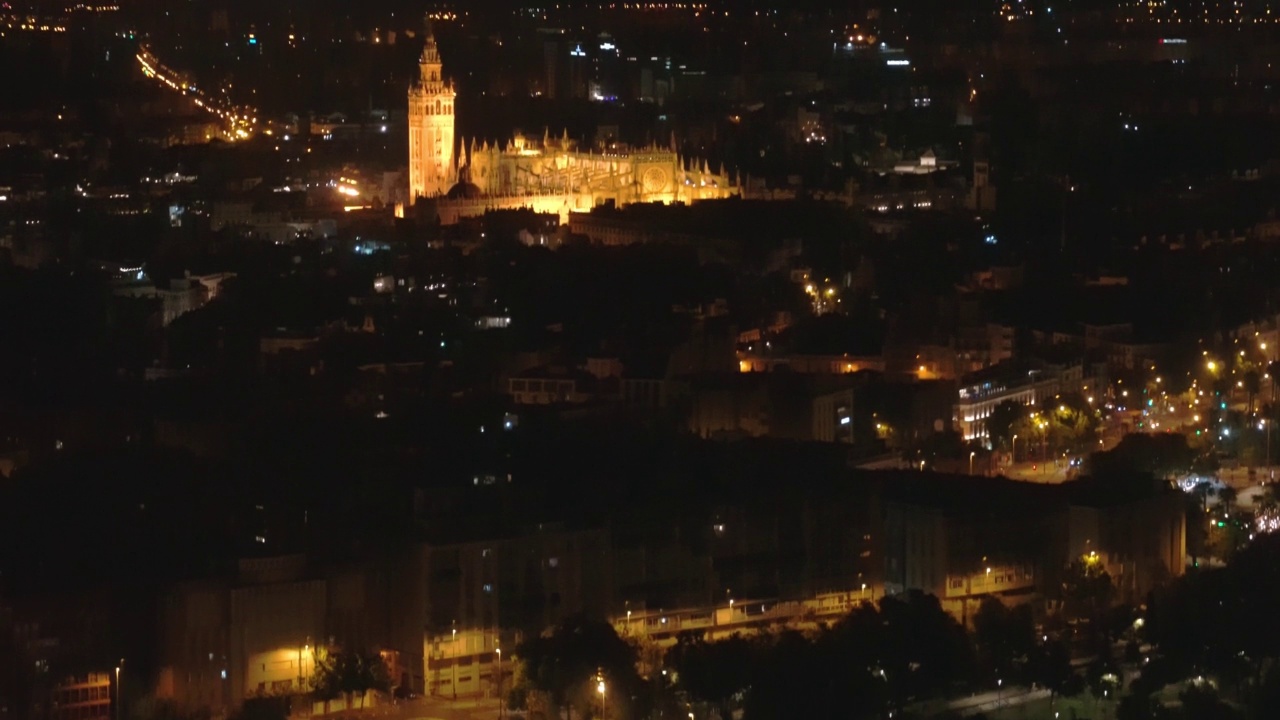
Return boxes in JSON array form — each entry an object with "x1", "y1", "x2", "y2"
[
  {"x1": 408, "y1": 13, "x2": 455, "y2": 201},
  {"x1": 419, "y1": 16, "x2": 441, "y2": 77}
]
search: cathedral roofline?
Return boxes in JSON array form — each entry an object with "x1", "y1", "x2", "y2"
[{"x1": 408, "y1": 18, "x2": 738, "y2": 211}]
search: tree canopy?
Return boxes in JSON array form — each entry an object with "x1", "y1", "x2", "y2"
[
  {"x1": 511, "y1": 614, "x2": 644, "y2": 720},
  {"x1": 1146, "y1": 534, "x2": 1280, "y2": 715},
  {"x1": 665, "y1": 632, "x2": 753, "y2": 717},
  {"x1": 310, "y1": 648, "x2": 391, "y2": 708},
  {"x1": 1087, "y1": 432, "x2": 1205, "y2": 479},
  {"x1": 987, "y1": 400, "x2": 1027, "y2": 449},
  {"x1": 972, "y1": 597, "x2": 1034, "y2": 681},
  {"x1": 739, "y1": 593, "x2": 973, "y2": 719}
]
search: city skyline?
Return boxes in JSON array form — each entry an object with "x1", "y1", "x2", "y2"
[{"x1": 2, "y1": 0, "x2": 1278, "y2": 719}]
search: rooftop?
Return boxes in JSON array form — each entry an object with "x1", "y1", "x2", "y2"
[{"x1": 877, "y1": 470, "x2": 1176, "y2": 514}]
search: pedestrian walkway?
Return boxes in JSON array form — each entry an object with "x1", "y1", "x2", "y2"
[
  {"x1": 308, "y1": 696, "x2": 503, "y2": 720},
  {"x1": 942, "y1": 687, "x2": 1050, "y2": 717}
]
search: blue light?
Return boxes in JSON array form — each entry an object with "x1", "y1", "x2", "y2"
[{"x1": 248, "y1": 37, "x2": 257, "y2": 45}]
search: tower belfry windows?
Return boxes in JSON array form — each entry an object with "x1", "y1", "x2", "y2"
[{"x1": 407, "y1": 17, "x2": 456, "y2": 199}]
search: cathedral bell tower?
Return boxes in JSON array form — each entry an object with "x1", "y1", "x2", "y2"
[{"x1": 408, "y1": 19, "x2": 456, "y2": 200}]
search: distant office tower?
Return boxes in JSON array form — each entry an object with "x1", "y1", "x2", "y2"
[
  {"x1": 407, "y1": 21, "x2": 456, "y2": 200},
  {"x1": 567, "y1": 42, "x2": 589, "y2": 99},
  {"x1": 209, "y1": 8, "x2": 229, "y2": 33},
  {"x1": 968, "y1": 130, "x2": 996, "y2": 211},
  {"x1": 543, "y1": 41, "x2": 559, "y2": 99}
]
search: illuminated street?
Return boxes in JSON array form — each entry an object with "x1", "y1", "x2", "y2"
[{"x1": 135, "y1": 43, "x2": 259, "y2": 141}]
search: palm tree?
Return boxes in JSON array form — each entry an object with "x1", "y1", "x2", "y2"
[
  {"x1": 1218, "y1": 485, "x2": 1238, "y2": 511},
  {"x1": 1245, "y1": 370, "x2": 1262, "y2": 415},
  {"x1": 1269, "y1": 361, "x2": 1280, "y2": 404}
]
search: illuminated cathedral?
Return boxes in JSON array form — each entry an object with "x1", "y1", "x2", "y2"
[{"x1": 407, "y1": 23, "x2": 739, "y2": 224}]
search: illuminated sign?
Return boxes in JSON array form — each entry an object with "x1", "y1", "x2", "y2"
[
  {"x1": 1159, "y1": 38, "x2": 1187, "y2": 44},
  {"x1": 886, "y1": 59, "x2": 910, "y2": 66}
]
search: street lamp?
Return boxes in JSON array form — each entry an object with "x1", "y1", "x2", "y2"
[
  {"x1": 969, "y1": 450, "x2": 976, "y2": 475},
  {"x1": 452, "y1": 625, "x2": 458, "y2": 700},
  {"x1": 1257, "y1": 416, "x2": 1277, "y2": 481},
  {"x1": 1039, "y1": 421, "x2": 1049, "y2": 471},
  {"x1": 1011, "y1": 434, "x2": 1018, "y2": 463},
  {"x1": 596, "y1": 673, "x2": 607, "y2": 720},
  {"x1": 115, "y1": 660, "x2": 124, "y2": 720},
  {"x1": 298, "y1": 641, "x2": 309, "y2": 692},
  {"x1": 496, "y1": 648, "x2": 503, "y2": 719}
]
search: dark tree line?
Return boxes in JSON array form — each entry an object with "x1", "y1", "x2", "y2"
[
  {"x1": 1088, "y1": 432, "x2": 1214, "y2": 479},
  {"x1": 1139, "y1": 533, "x2": 1280, "y2": 719},
  {"x1": 309, "y1": 648, "x2": 391, "y2": 709},
  {"x1": 664, "y1": 593, "x2": 1092, "y2": 719},
  {"x1": 511, "y1": 614, "x2": 648, "y2": 720},
  {"x1": 507, "y1": 592, "x2": 1100, "y2": 720}
]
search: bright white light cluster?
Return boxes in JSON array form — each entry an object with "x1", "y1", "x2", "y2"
[
  {"x1": 1255, "y1": 512, "x2": 1280, "y2": 534},
  {"x1": 1178, "y1": 475, "x2": 1219, "y2": 493}
]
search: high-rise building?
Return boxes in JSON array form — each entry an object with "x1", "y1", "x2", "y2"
[
  {"x1": 968, "y1": 130, "x2": 996, "y2": 211},
  {"x1": 407, "y1": 22, "x2": 456, "y2": 200}
]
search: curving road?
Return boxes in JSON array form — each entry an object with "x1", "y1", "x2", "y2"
[{"x1": 135, "y1": 42, "x2": 260, "y2": 140}]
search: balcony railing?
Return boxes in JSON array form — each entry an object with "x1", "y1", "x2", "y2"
[
  {"x1": 612, "y1": 589, "x2": 877, "y2": 639},
  {"x1": 943, "y1": 567, "x2": 1035, "y2": 598}
]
